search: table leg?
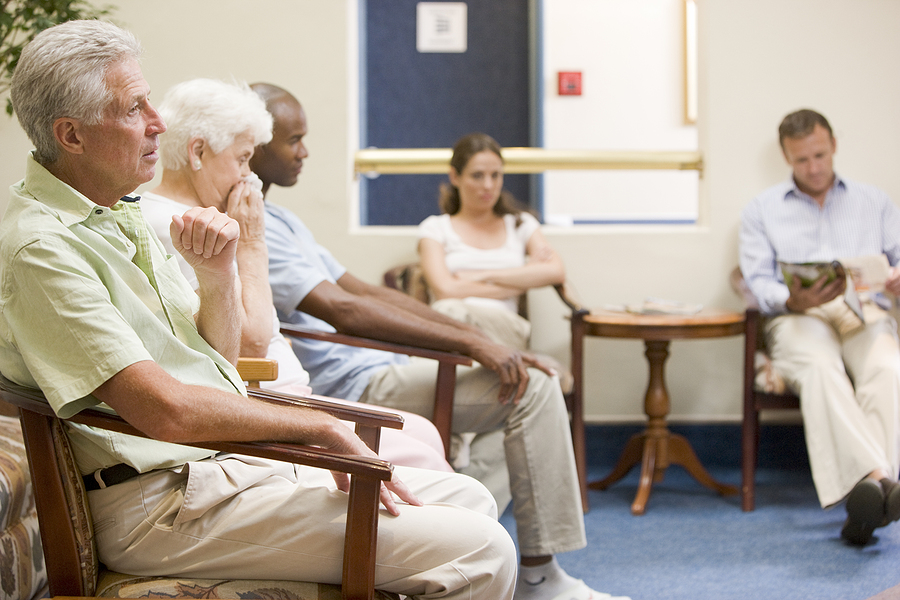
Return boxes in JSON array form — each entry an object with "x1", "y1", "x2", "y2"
[
  {"x1": 632, "y1": 435, "x2": 659, "y2": 515},
  {"x1": 591, "y1": 339, "x2": 737, "y2": 514},
  {"x1": 668, "y1": 433, "x2": 738, "y2": 497},
  {"x1": 590, "y1": 432, "x2": 644, "y2": 490}
]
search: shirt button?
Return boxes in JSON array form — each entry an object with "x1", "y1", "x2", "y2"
[{"x1": 95, "y1": 209, "x2": 103, "y2": 215}]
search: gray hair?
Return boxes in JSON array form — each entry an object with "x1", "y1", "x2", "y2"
[
  {"x1": 10, "y1": 20, "x2": 143, "y2": 165},
  {"x1": 158, "y1": 79, "x2": 273, "y2": 171}
]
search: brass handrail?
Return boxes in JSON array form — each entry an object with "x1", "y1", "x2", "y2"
[{"x1": 355, "y1": 148, "x2": 703, "y2": 176}]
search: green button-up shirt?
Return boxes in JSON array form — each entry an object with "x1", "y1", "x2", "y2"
[{"x1": 0, "y1": 154, "x2": 246, "y2": 474}]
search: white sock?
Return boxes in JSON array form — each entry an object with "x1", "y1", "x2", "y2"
[{"x1": 514, "y1": 557, "x2": 581, "y2": 600}]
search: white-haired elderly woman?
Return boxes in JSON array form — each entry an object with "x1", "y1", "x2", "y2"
[
  {"x1": 140, "y1": 79, "x2": 452, "y2": 472},
  {"x1": 142, "y1": 78, "x2": 273, "y2": 360}
]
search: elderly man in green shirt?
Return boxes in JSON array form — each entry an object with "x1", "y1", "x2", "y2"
[{"x1": 0, "y1": 19, "x2": 516, "y2": 599}]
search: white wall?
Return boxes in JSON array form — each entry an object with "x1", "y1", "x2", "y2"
[
  {"x1": 1, "y1": 0, "x2": 899, "y2": 423},
  {"x1": 543, "y1": 0, "x2": 700, "y2": 223}
]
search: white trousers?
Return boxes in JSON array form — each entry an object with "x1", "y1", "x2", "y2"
[
  {"x1": 89, "y1": 455, "x2": 517, "y2": 599},
  {"x1": 766, "y1": 299, "x2": 900, "y2": 507}
]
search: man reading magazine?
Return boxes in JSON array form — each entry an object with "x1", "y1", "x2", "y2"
[{"x1": 740, "y1": 109, "x2": 900, "y2": 546}]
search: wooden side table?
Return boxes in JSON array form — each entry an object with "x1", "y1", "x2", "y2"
[{"x1": 571, "y1": 308, "x2": 745, "y2": 515}]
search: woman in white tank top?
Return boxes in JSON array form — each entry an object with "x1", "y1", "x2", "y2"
[{"x1": 417, "y1": 133, "x2": 566, "y2": 348}]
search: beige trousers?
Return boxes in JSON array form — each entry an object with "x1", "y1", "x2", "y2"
[
  {"x1": 428, "y1": 299, "x2": 531, "y2": 512},
  {"x1": 89, "y1": 455, "x2": 516, "y2": 599},
  {"x1": 430, "y1": 298, "x2": 531, "y2": 350},
  {"x1": 360, "y1": 359, "x2": 586, "y2": 557},
  {"x1": 766, "y1": 299, "x2": 900, "y2": 507}
]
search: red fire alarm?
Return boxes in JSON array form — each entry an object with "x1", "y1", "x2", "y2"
[{"x1": 558, "y1": 71, "x2": 582, "y2": 96}]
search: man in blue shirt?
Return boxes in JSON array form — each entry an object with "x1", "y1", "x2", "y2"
[
  {"x1": 251, "y1": 83, "x2": 631, "y2": 600},
  {"x1": 740, "y1": 109, "x2": 900, "y2": 545}
]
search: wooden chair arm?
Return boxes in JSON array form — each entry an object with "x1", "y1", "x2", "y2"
[
  {"x1": 279, "y1": 323, "x2": 473, "y2": 367},
  {"x1": 554, "y1": 282, "x2": 588, "y2": 315},
  {"x1": 238, "y1": 359, "x2": 404, "y2": 431},
  {"x1": 247, "y1": 387, "x2": 404, "y2": 451},
  {"x1": 248, "y1": 388, "x2": 404, "y2": 430},
  {"x1": 279, "y1": 323, "x2": 471, "y2": 458},
  {"x1": 0, "y1": 376, "x2": 393, "y2": 481},
  {"x1": 237, "y1": 357, "x2": 279, "y2": 387}
]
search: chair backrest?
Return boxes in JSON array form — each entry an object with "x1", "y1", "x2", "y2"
[
  {"x1": 383, "y1": 263, "x2": 430, "y2": 305},
  {"x1": 730, "y1": 267, "x2": 766, "y2": 352}
]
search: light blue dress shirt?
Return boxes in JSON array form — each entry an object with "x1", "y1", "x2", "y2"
[
  {"x1": 264, "y1": 202, "x2": 408, "y2": 401},
  {"x1": 739, "y1": 174, "x2": 900, "y2": 315}
]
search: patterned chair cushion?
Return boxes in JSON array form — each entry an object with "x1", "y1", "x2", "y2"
[
  {"x1": 96, "y1": 571, "x2": 399, "y2": 599},
  {"x1": 0, "y1": 415, "x2": 47, "y2": 600},
  {"x1": 753, "y1": 350, "x2": 790, "y2": 395}
]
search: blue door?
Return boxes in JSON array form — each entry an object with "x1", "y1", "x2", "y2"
[{"x1": 362, "y1": 0, "x2": 534, "y2": 226}]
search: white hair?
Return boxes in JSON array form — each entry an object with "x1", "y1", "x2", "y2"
[
  {"x1": 157, "y1": 79, "x2": 273, "y2": 171},
  {"x1": 10, "y1": 20, "x2": 143, "y2": 165}
]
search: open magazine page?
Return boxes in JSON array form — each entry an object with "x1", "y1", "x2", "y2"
[
  {"x1": 779, "y1": 261, "x2": 839, "y2": 288},
  {"x1": 840, "y1": 254, "x2": 891, "y2": 294}
]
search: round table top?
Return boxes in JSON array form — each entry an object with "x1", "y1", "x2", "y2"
[{"x1": 581, "y1": 308, "x2": 745, "y2": 341}]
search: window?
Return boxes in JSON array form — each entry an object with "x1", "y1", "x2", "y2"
[{"x1": 358, "y1": 0, "x2": 700, "y2": 226}]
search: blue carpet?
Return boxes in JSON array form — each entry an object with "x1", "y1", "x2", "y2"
[{"x1": 498, "y1": 424, "x2": 900, "y2": 600}]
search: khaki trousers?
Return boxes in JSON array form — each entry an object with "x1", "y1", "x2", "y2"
[
  {"x1": 430, "y1": 298, "x2": 531, "y2": 350},
  {"x1": 766, "y1": 299, "x2": 900, "y2": 507},
  {"x1": 89, "y1": 455, "x2": 516, "y2": 599},
  {"x1": 360, "y1": 360, "x2": 586, "y2": 557}
]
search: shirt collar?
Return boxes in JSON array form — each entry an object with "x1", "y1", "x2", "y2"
[
  {"x1": 21, "y1": 153, "x2": 140, "y2": 227},
  {"x1": 783, "y1": 172, "x2": 846, "y2": 203}
]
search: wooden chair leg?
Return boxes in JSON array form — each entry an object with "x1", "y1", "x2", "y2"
[
  {"x1": 570, "y1": 392, "x2": 589, "y2": 513},
  {"x1": 434, "y1": 362, "x2": 456, "y2": 458},
  {"x1": 741, "y1": 308, "x2": 758, "y2": 512},
  {"x1": 343, "y1": 473, "x2": 381, "y2": 600},
  {"x1": 741, "y1": 396, "x2": 759, "y2": 512},
  {"x1": 570, "y1": 310, "x2": 589, "y2": 512}
]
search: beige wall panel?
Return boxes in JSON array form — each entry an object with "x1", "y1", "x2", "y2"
[{"x1": 1, "y1": 0, "x2": 899, "y2": 422}]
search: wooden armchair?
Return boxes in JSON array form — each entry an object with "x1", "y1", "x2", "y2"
[
  {"x1": 382, "y1": 263, "x2": 589, "y2": 511},
  {"x1": 279, "y1": 323, "x2": 472, "y2": 460},
  {"x1": 730, "y1": 267, "x2": 801, "y2": 512},
  {"x1": 0, "y1": 373, "x2": 404, "y2": 600}
]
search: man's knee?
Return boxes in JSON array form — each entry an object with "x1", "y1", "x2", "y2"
[
  {"x1": 522, "y1": 368, "x2": 565, "y2": 406},
  {"x1": 506, "y1": 368, "x2": 569, "y2": 429},
  {"x1": 396, "y1": 466, "x2": 499, "y2": 518}
]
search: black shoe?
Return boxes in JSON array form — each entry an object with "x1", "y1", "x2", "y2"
[
  {"x1": 841, "y1": 479, "x2": 885, "y2": 546},
  {"x1": 881, "y1": 479, "x2": 900, "y2": 525}
]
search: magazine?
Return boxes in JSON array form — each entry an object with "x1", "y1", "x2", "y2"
[
  {"x1": 624, "y1": 297, "x2": 703, "y2": 316},
  {"x1": 778, "y1": 254, "x2": 890, "y2": 323}
]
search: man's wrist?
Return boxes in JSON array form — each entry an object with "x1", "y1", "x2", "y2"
[{"x1": 784, "y1": 296, "x2": 800, "y2": 313}]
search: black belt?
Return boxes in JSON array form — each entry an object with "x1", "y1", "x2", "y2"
[{"x1": 83, "y1": 463, "x2": 141, "y2": 491}]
